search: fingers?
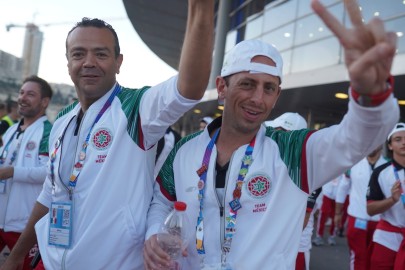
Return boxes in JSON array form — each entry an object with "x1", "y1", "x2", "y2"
[
  {"x1": 349, "y1": 41, "x2": 395, "y2": 75},
  {"x1": 367, "y1": 18, "x2": 386, "y2": 44},
  {"x1": 391, "y1": 181, "x2": 402, "y2": 200},
  {"x1": 311, "y1": 0, "x2": 347, "y2": 42},
  {"x1": 143, "y1": 236, "x2": 171, "y2": 270},
  {"x1": 344, "y1": 0, "x2": 364, "y2": 27}
]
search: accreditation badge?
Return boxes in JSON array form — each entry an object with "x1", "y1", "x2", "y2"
[
  {"x1": 48, "y1": 201, "x2": 73, "y2": 248},
  {"x1": 354, "y1": 218, "x2": 368, "y2": 230}
]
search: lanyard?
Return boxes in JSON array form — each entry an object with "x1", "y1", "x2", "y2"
[
  {"x1": 0, "y1": 129, "x2": 23, "y2": 166},
  {"x1": 392, "y1": 163, "x2": 405, "y2": 207},
  {"x1": 195, "y1": 128, "x2": 256, "y2": 259},
  {"x1": 392, "y1": 163, "x2": 405, "y2": 192},
  {"x1": 50, "y1": 84, "x2": 121, "y2": 200}
]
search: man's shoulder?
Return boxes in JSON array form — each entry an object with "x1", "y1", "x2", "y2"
[
  {"x1": 55, "y1": 101, "x2": 79, "y2": 121},
  {"x1": 372, "y1": 161, "x2": 392, "y2": 179}
]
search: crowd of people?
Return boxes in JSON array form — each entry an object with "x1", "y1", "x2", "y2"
[{"x1": 0, "y1": 0, "x2": 403, "y2": 269}]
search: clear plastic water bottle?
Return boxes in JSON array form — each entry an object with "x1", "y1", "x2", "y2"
[{"x1": 157, "y1": 201, "x2": 190, "y2": 270}]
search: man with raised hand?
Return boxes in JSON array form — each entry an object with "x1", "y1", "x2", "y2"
[
  {"x1": 144, "y1": 0, "x2": 399, "y2": 269},
  {"x1": 2, "y1": 0, "x2": 215, "y2": 269}
]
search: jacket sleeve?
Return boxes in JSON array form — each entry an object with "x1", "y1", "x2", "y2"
[
  {"x1": 335, "y1": 174, "x2": 350, "y2": 204},
  {"x1": 305, "y1": 93, "x2": 399, "y2": 193}
]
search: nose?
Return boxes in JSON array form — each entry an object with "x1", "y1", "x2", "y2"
[
  {"x1": 18, "y1": 92, "x2": 27, "y2": 102},
  {"x1": 250, "y1": 87, "x2": 265, "y2": 103},
  {"x1": 82, "y1": 53, "x2": 96, "y2": 68}
]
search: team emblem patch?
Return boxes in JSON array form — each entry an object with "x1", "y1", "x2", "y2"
[
  {"x1": 91, "y1": 128, "x2": 113, "y2": 150},
  {"x1": 245, "y1": 173, "x2": 271, "y2": 199},
  {"x1": 26, "y1": 141, "x2": 36, "y2": 151}
]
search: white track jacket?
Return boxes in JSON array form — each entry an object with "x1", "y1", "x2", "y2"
[
  {"x1": 147, "y1": 92, "x2": 399, "y2": 270},
  {"x1": 0, "y1": 116, "x2": 51, "y2": 232},
  {"x1": 36, "y1": 77, "x2": 199, "y2": 269}
]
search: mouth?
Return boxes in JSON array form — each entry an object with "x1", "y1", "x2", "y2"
[
  {"x1": 243, "y1": 106, "x2": 261, "y2": 116},
  {"x1": 242, "y1": 106, "x2": 263, "y2": 122},
  {"x1": 82, "y1": 75, "x2": 99, "y2": 78}
]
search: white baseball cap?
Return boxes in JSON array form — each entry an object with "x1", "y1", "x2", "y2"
[
  {"x1": 200, "y1": 116, "x2": 213, "y2": 124},
  {"x1": 220, "y1": 39, "x2": 283, "y2": 83},
  {"x1": 387, "y1": 122, "x2": 405, "y2": 141},
  {"x1": 265, "y1": 112, "x2": 307, "y2": 131}
]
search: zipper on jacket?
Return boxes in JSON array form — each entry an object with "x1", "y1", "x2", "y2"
[
  {"x1": 57, "y1": 112, "x2": 85, "y2": 194},
  {"x1": 57, "y1": 111, "x2": 85, "y2": 269},
  {"x1": 61, "y1": 249, "x2": 68, "y2": 270},
  {"x1": 1, "y1": 130, "x2": 23, "y2": 229},
  {"x1": 213, "y1": 153, "x2": 233, "y2": 251}
]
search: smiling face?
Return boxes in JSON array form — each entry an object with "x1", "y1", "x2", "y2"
[
  {"x1": 217, "y1": 55, "x2": 281, "y2": 136},
  {"x1": 66, "y1": 26, "x2": 123, "y2": 110},
  {"x1": 389, "y1": 130, "x2": 405, "y2": 159},
  {"x1": 18, "y1": 81, "x2": 49, "y2": 121}
]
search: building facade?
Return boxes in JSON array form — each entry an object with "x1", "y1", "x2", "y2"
[{"x1": 124, "y1": 0, "x2": 405, "y2": 133}]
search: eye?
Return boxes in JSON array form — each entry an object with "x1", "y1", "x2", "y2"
[
  {"x1": 264, "y1": 84, "x2": 277, "y2": 94},
  {"x1": 238, "y1": 80, "x2": 255, "y2": 90},
  {"x1": 71, "y1": 52, "x2": 84, "y2": 59},
  {"x1": 96, "y1": 52, "x2": 108, "y2": 58},
  {"x1": 393, "y1": 137, "x2": 402, "y2": 142}
]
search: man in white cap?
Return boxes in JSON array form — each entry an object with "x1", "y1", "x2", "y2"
[
  {"x1": 200, "y1": 116, "x2": 214, "y2": 131},
  {"x1": 367, "y1": 123, "x2": 405, "y2": 269},
  {"x1": 265, "y1": 112, "x2": 307, "y2": 131},
  {"x1": 144, "y1": 0, "x2": 399, "y2": 269}
]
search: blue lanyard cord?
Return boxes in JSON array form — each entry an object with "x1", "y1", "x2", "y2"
[
  {"x1": 393, "y1": 163, "x2": 401, "y2": 181},
  {"x1": 0, "y1": 130, "x2": 18, "y2": 165},
  {"x1": 195, "y1": 129, "x2": 256, "y2": 257},
  {"x1": 50, "y1": 84, "x2": 121, "y2": 199},
  {"x1": 0, "y1": 129, "x2": 24, "y2": 166},
  {"x1": 195, "y1": 128, "x2": 220, "y2": 255}
]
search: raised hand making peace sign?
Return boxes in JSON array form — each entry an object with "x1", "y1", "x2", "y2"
[{"x1": 312, "y1": 0, "x2": 397, "y2": 95}]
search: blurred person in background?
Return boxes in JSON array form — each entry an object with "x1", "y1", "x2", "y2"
[
  {"x1": 0, "y1": 75, "x2": 53, "y2": 270},
  {"x1": 367, "y1": 124, "x2": 405, "y2": 270},
  {"x1": 334, "y1": 145, "x2": 386, "y2": 270}
]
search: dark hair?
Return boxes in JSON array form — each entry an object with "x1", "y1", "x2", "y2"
[
  {"x1": 23, "y1": 75, "x2": 53, "y2": 99},
  {"x1": 66, "y1": 17, "x2": 121, "y2": 58},
  {"x1": 385, "y1": 140, "x2": 393, "y2": 160}
]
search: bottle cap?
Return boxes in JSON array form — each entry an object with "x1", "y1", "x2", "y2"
[{"x1": 174, "y1": 201, "x2": 187, "y2": 211}]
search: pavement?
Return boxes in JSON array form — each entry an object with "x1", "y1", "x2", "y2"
[
  {"x1": 1, "y1": 240, "x2": 350, "y2": 269},
  {"x1": 1, "y1": 227, "x2": 350, "y2": 269},
  {"x1": 310, "y1": 233, "x2": 350, "y2": 270}
]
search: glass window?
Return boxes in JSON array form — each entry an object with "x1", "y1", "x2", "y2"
[
  {"x1": 280, "y1": 50, "x2": 292, "y2": 75},
  {"x1": 225, "y1": 30, "x2": 237, "y2": 54},
  {"x1": 291, "y1": 37, "x2": 341, "y2": 73},
  {"x1": 294, "y1": 4, "x2": 343, "y2": 46},
  {"x1": 358, "y1": 0, "x2": 405, "y2": 21},
  {"x1": 245, "y1": 14, "x2": 264, "y2": 40},
  {"x1": 386, "y1": 17, "x2": 405, "y2": 55},
  {"x1": 262, "y1": 23, "x2": 295, "y2": 51},
  {"x1": 263, "y1": 0, "x2": 297, "y2": 32},
  {"x1": 297, "y1": 0, "x2": 339, "y2": 18}
]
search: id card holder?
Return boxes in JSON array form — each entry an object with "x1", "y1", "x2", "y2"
[
  {"x1": 0, "y1": 180, "x2": 7, "y2": 194},
  {"x1": 354, "y1": 218, "x2": 367, "y2": 230},
  {"x1": 48, "y1": 201, "x2": 73, "y2": 248}
]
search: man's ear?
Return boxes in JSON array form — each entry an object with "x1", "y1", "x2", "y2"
[
  {"x1": 216, "y1": 76, "x2": 227, "y2": 103},
  {"x1": 41, "y1": 97, "x2": 50, "y2": 110}
]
